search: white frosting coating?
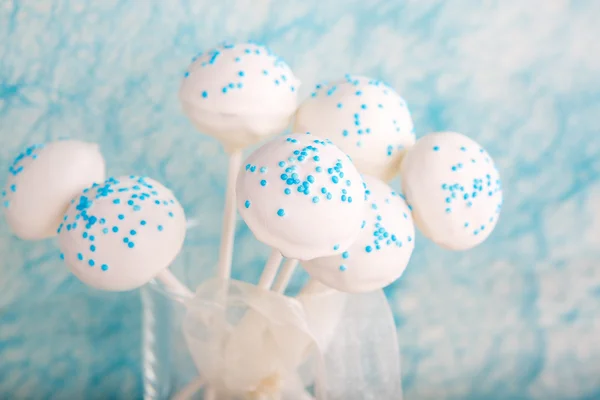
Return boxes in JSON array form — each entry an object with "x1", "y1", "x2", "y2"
[
  {"x1": 294, "y1": 75, "x2": 415, "y2": 181},
  {"x1": 179, "y1": 42, "x2": 300, "y2": 151},
  {"x1": 57, "y1": 176, "x2": 186, "y2": 291},
  {"x1": 302, "y1": 175, "x2": 415, "y2": 293},
  {"x1": 400, "y1": 131, "x2": 503, "y2": 250},
  {"x1": 2, "y1": 140, "x2": 106, "y2": 240},
  {"x1": 236, "y1": 133, "x2": 367, "y2": 260}
]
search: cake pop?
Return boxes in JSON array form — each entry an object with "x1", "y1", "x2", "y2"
[
  {"x1": 294, "y1": 75, "x2": 414, "y2": 181},
  {"x1": 57, "y1": 175, "x2": 187, "y2": 291},
  {"x1": 179, "y1": 41, "x2": 300, "y2": 282},
  {"x1": 400, "y1": 131, "x2": 503, "y2": 250},
  {"x1": 302, "y1": 175, "x2": 415, "y2": 293},
  {"x1": 236, "y1": 133, "x2": 366, "y2": 264},
  {"x1": 2, "y1": 140, "x2": 105, "y2": 240}
]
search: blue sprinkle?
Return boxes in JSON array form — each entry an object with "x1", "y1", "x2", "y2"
[
  {"x1": 284, "y1": 188, "x2": 291, "y2": 195},
  {"x1": 77, "y1": 253, "x2": 83, "y2": 260},
  {"x1": 326, "y1": 193, "x2": 332, "y2": 200},
  {"x1": 133, "y1": 205, "x2": 141, "y2": 211},
  {"x1": 10, "y1": 184, "x2": 16, "y2": 192},
  {"x1": 88, "y1": 260, "x2": 95, "y2": 267},
  {"x1": 278, "y1": 161, "x2": 285, "y2": 167},
  {"x1": 102, "y1": 228, "x2": 109, "y2": 234},
  {"x1": 333, "y1": 244, "x2": 339, "y2": 250},
  {"x1": 277, "y1": 208, "x2": 285, "y2": 217},
  {"x1": 339, "y1": 265, "x2": 347, "y2": 271},
  {"x1": 202, "y1": 91, "x2": 208, "y2": 98},
  {"x1": 245, "y1": 200, "x2": 251, "y2": 208},
  {"x1": 307, "y1": 175, "x2": 315, "y2": 183},
  {"x1": 260, "y1": 180, "x2": 267, "y2": 187},
  {"x1": 342, "y1": 251, "x2": 349, "y2": 259},
  {"x1": 90, "y1": 245, "x2": 96, "y2": 252},
  {"x1": 118, "y1": 214, "x2": 124, "y2": 220},
  {"x1": 321, "y1": 187, "x2": 327, "y2": 194},
  {"x1": 158, "y1": 225, "x2": 163, "y2": 231},
  {"x1": 113, "y1": 199, "x2": 120, "y2": 204},
  {"x1": 337, "y1": 103, "x2": 342, "y2": 108},
  {"x1": 101, "y1": 264, "x2": 108, "y2": 271},
  {"x1": 141, "y1": 220, "x2": 147, "y2": 225},
  {"x1": 365, "y1": 246, "x2": 372, "y2": 253},
  {"x1": 112, "y1": 226, "x2": 119, "y2": 233},
  {"x1": 128, "y1": 200, "x2": 134, "y2": 205},
  {"x1": 260, "y1": 167, "x2": 267, "y2": 173},
  {"x1": 433, "y1": 146, "x2": 439, "y2": 151},
  {"x1": 130, "y1": 229, "x2": 137, "y2": 236},
  {"x1": 168, "y1": 211, "x2": 174, "y2": 217},
  {"x1": 238, "y1": 71, "x2": 245, "y2": 77},
  {"x1": 128, "y1": 242, "x2": 135, "y2": 248}
]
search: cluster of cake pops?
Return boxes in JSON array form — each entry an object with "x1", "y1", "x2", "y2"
[{"x1": 2, "y1": 41, "x2": 503, "y2": 399}]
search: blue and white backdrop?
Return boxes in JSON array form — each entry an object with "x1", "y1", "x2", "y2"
[{"x1": 1, "y1": 1, "x2": 599, "y2": 399}]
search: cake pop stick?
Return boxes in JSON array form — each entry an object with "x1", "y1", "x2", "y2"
[
  {"x1": 180, "y1": 41, "x2": 300, "y2": 282},
  {"x1": 2, "y1": 140, "x2": 105, "y2": 240},
  {"x1": 302, "y1": 175, "x2": 415, "y2": 293},
  {"x1": 272, "y1": 258, "x2": 299, "y2": 294},
  {"x1": 57, "y1": 175, "x2": 191, "y2": 296},
  {"x1": 400, "y1": 131, "x2": 503, "y2": 250},
  {"x1": 295, "y1": 75, "x2": 415, "y2": 182},
  {"x1": 257, "y1": 249, "x2": 284, "y2": 289}
]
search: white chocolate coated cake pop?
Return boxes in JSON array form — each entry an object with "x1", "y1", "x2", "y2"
[
  {"x1": 302, "y1": 175, "x2": 415, "y2": 293},
  {"x1": 2, "y1": 140, "x2": 105, "y2": 240},
  {"x1": 57, "y1": 176, "x2": 186, "y2": 291},
  {"x1": 400, "y1": 132, "x2": 503, "y2": 250},
  {"x1": 179, "y1": 42, "x2": 300, "y2": 151},
  {"x1": 236, "y1": 133, "x2": 366, "y2": 260},
  {"x1": 294, "y1": 75, "x2": 414, "y2": 181}
]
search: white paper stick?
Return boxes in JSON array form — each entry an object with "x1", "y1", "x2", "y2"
[
  {"x1": 272, "y1": 259, "x2": 299, "y2": 294},
  {"x1": 156, "y1": 269, "x2": 194, "y2": 299},
  {"x1": 258, "y1": 249, "x2": 284, "y2": 289},
  {"x1": 216, "y1": 150, "x2": 243, "y2": 280}
]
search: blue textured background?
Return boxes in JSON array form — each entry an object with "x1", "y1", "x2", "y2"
[{"x1": 1, "y1": 1, "x2": 600, "y2": 399}]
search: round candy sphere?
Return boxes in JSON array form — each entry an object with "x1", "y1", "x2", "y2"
[
  {"x1": 236, "y1": 133, "x2": 367, "y2": 261},
  {"x1": 302, "y1": 175, "x2": 415, "y2": 293},
  {"x1": 294, "y1": 75, "x2": 415, "y2": 181},
  {"x1": 57, "y1": 176, "x2": 186, "y2": 291},
  {"x1": 179, "y1": 41, "x2": 300, "y2": 152},
  {"x1": 400, "y1": 132, "x2": 503, "y2": 250},
  {"x1": 2, "y1": 140, "x2": 105, "y2": 240}
]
